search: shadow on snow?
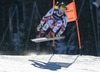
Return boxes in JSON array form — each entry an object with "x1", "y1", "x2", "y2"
[{"x1": 29, "y1": 60, "x2": 72, "y2": 71}]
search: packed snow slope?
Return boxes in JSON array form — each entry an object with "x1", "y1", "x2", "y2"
[{"x1": 0, "y1": 54, "x2": 100, "y2": 72}]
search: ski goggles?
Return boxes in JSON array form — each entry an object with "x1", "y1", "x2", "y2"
[{"x1": 59, "y1": 6, "x2": 66, "y2": 11}]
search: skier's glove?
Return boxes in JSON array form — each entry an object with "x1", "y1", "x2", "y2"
[
  {"x1": 56, "y1": 33, "x2": 60, "y2": 37},
  {"x1": 37, "y1": 24, "x2": 42, "y2": 31}
]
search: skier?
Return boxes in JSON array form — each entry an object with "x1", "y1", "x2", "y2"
[{"x1": 37, "y1": 2, "x2": 68, "y2": 38}]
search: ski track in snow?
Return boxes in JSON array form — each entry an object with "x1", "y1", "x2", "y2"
[{"x1": 0, "y1": 54, "x2": 100, "y2": 72}]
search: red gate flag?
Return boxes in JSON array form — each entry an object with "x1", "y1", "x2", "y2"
[
  {"x1": 66, "y1": 1, "x2": 77, "y2": 22},
  {"x1": 66, "y1": 0, "x2": 82, "y2": 49},
  {"x1": 52, "y1": 0, "x2": 82, "y2": 49}
]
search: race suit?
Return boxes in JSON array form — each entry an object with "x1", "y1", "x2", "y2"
[{"x1": 38, "y1": 8, "x2": 68, "y2": 37}]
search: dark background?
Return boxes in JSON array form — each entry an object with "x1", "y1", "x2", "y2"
[{"x1": 0, "y1": 0, "x2": 98, "y2": 55}]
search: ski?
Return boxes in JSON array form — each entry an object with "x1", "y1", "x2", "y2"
[{"x1": 31, "y1": 36, "x2": 65, "y2": 43}]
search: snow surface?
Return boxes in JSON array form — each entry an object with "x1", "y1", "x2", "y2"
[{"x1": 0, "y1": 53, "x2": 100, "y2": 72}]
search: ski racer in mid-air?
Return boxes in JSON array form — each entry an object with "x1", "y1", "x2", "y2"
[{"x1": 37, "y1": 2, "x2": 68, "y2": 38}]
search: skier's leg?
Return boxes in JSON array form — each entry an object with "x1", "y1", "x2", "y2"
[
  {"x1": 37, "y1": 30, "x2": 45, "y2": 38},
  {"x1": 37, "y1": 20, "x2": 54, "y2": 38},
  {"x1": 42, "y1": 19, "x2": 53, "y2": 31},
  {"x1": 52, "y1": 20, "x2": 62, "y2": 34}
]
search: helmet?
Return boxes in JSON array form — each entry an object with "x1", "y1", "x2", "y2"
[{"x1": 58, "y1": 2, "x2": 66, "y2": 11}]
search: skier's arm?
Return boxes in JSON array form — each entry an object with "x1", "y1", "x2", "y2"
[
  {"x1": 45, "y1": 8, "x2": 54, "y2": 17},
  {"x1": 40, "y1": 8, "x2": 54, "y2": 25},
  {"x1": 37, "y1": 8, "x2": 54, "y2": 31},
  {"x1": 56, "y1": 16, "x2": 68, "y2": 36}
]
